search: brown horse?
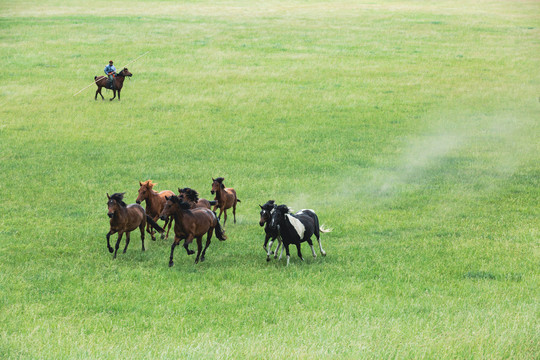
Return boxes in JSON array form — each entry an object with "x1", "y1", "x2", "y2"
[
  {"x1": 211, "y1": 177, "x2": 240, "y2": 226},
  {"x1": 94, "y1": 67, "x2": 132, "y2": 101},
  {"x1": 178, "y1": 187, "x2": 217, "y2": 209},
  {"x1": 135, "y1": 180, "x2": 174, "y2": 240},
  {"x1": 160, "y1": 195, "x2": 227, "y2": 266},
  {"x1": 106, "y1": 192, "x2": 164, "y2": 259}
]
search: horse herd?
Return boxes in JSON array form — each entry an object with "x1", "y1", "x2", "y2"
[{"x1": 106, "y1": 178, "x2": 331, "y2": 267}]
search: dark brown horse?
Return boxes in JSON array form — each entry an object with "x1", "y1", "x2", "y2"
[
  {"x1": 178, "y1": 187, "x2": 217, "y2": 209},
  {"x1": 211, "y1": 177, "x2": 240, "y2": 226},
  {"x1": 95, "y1": 67, "x2": 132, "y2": 101},
  {"x1": 160, "y1": 195, "x2": 227, "y2": 266},
  {"x1": 106, "y1": 192, "x2": 164, "y2": 259},
  {"x1": 135, "y1": 180, "x2": 174, "y2": 240}
]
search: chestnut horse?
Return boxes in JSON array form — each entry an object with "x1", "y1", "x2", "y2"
[
  {"x1": 160, "y1": 195, "x2": 227, "y2": 266},
  {"x1": 178, "y1": 187, "x2": 217, "y2": 209},
  {"x1": 106, "y1": 192, "x2": 164, "y2": 259},
  {"x1": 210, "y1": 177, "x2": 240, "y2": 226},
  {"x1": 94, "y1": 67, "x2": 132, "y2": 101},
  {"x1": 136, "y1": 180, "x2": 174, "y2": 240}
]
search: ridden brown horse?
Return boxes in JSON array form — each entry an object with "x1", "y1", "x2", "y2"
[
  {"x1": 211, "y1": 177, "x2": 240, "y2": 226},
  {"x1": 160, "y1": 195, "x2": 227, "y2": 266},
  {"x1": 106, "y1": 192, "x2": 164, "y2": 259},
  {"x1": 135, "y1": 180, "x2": 174, "y2": 240},
  {"x1": 178, "y1": 187, "x2": 217, "y2": 209},
  {"x1": 95, "y1": 67, "x2": 132, "y2": 101}
]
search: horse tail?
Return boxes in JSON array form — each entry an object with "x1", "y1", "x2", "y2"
[
  {"x1": 236, "y1": 198, "x2": 241, "y2": 203},
  {"x1": 209, "y1": 200, "x2": 217, "y2": 206},
  {"x1": 146, "y1": 215, "x2": 165, "y2": 233},
  {"x1": 213, "y1": 212, "x2": 227, "y2": 241},
  {"x1": 319, "y1": 225, "x2": 333, "y2": 233}
]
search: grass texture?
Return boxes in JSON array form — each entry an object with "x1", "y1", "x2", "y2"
[{"x1": 0, "y1": 0, "x2": 539, "y2": 358}]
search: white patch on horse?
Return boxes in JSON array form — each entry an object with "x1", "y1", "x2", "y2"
[{"x1": 286, "y1": 214, "x2": 305, "y2": 239}]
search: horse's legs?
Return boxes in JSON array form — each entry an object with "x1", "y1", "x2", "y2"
[
  {"x1": 161, "y1": 217, "x2": 169, "y2": 240},
  {"x1": 284, "y1": 243, "x2": 291, "y2": 266},
  {"x1": 183, "y1": 235, "x2": 195, "y2": 256},
  {"x1": 110, "y1": 89, "x2": 116, "y2": 101},
  {"x1": 165, "y1": 217, "x2": 173, "y2": 239},
  {"x1": 265, "y1": 234, "x2": 272, "y2": 261},
  {"x1": 307, "y1": 238, "x2": 317, "y2": 257},
  {"x1": 222, "y1": 209, "x2": 227, "y2": 227},
  {"x1": 146, "y1": 222, "x2": 156, "y2": 241},
  {"x1": 316, "y1": 232, "x2": 326, "y2": 256},
  {"x1": 117, "y1": 88, "x2": 121, "y2": 101},
  {"x1": 106, "y1": 230, "x2": 117, "y2": 253},
  {"x1": 139, "y1": 223, "x2": 146, "y2": 251},
  {"x1": 169, "y1": 235, "x2": 182, "y2": 267},
  {"x1": 217, "y1": 207, "x2": 223, "y2": 221},
  {"x1": 201, "y1": 229, "x2": 213, "y2": 262},
  {"x1": 113, "y1": 232, "x2": 124, "y2": 259},
  {"x1": 123, "y1": 232, "x2": 131, "y2": 253},
  {"x1": 194, "y1": 236, "x2": 203, "y2": 264},
  {"x1": 233, "y1": 203, "x2": 237, "y2": 224},
  {"x1": 296, "y1": 243, "x2": 304, "y2": 262}
]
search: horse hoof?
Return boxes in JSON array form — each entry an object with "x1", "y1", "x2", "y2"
[
  {"x1": 266, "y1": 257, "x2": 271, "y2": 262},
  {"x1": 188, "y1": 250, "x2": 195, "y2": 255},
  {"x1": 108, "y1": 247, "x2": 113, "y2": 253},
  {"x1": 322, "y1": 252, "x2": 327, "y2": 256},
  {"x1": 168, "y1": 262, "x2": 174, "y2": 267},
  {"x1": 160, "y1": 233, "x2": 165, "y2": 240},
  {"x1": 123, "y1": 250, "x2": 127, "y2": 254},
  {"x1": 201, "y1": 257, "x2": 205, "y2": 262}
]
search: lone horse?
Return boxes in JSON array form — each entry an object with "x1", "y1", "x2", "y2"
[
  {"x1": 95, "y1": 67, "x2": 132, "y2": 101},
  {"x1": 106, "y1": 192, "x2": 164, "y2": 259},
  {"x1": 160, "y1": 195, "x2": 227, "y2": 266},
  {"x1": 211, "y1": 177, "x2": 240, "y2": 226}
]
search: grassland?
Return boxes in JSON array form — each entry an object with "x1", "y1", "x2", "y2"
[{"x1": 0, "y1": 1, "x2": 539, "y2": 358}]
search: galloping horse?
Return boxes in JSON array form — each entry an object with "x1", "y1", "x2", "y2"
[
  {"x1": 106, "y1": 192, "x2": 164, "y2": 259},
  {"x1": 178, "y1": 187, "x2": 217, "y2": 209},
  {"x1": 160, "y1": 195, "x2": 227, "y2": 266},
  {"x1": 95, "y1": 67, "x2": 132, "y2": 101},
  {"x1": 210, "y1": 177, "x2": 240, "y2": 226},
  {"x1": 269, "y1": 205, "x2": 331, "y2": 266},
  {"x1": 258, "y1": 200, "x2": 282, "y2": 262},
  {"x1": 135, "y1": 180, "x2": 174, "y2": 240}
]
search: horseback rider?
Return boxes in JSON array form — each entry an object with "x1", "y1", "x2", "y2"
[{"x1": 104, "y1": 60, "x2": 116, "y2": 89}]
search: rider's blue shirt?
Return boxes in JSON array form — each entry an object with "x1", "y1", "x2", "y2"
[{"x1": 104, "y1": 64, "x2": 116, "y2": 75}]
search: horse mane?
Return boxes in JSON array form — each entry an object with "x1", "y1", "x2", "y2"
[
  {"x1": 261, "y1": 200, "x2": 275, "y2": 211},
  {"x1": 169, "y1": 195, "x2": 192, "y2": 212},
  {"x1": 141, "y1": 180, "x2": 155, "y2": 188},
  {"x1": 276, "y1": 204, "x2": 290, "y2": 214},
  {"x1": 183, "y1": 188, "x2": 200, "y2": 203},
  {"x1": 110, "y1": 192, "x2": 127, "y2": 207},
  {"x1": 214, "y1": 177, "x2": 225, "y2": 189}
]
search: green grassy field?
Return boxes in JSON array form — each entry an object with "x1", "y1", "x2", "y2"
[{"x1": 0, "y1": 0, "x2": 539, "y2": 358}]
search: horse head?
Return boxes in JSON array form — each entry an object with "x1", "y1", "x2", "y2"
[
  {"x1": 211, "y1": 177, "x2": 225, "y2": 195},
  {"x1": 160, "y1": 195, "x2": 190, "y2": 220},
  {"x1": 136, "y1": 180, "x2": 154, "y2": 204},
  {"x1": 119, "y1": 67, "x2": 132, "y2": 77},
  {"x1": 259, "y1": 200, "x2": 275, "y2": 227},
  {"x1": 107, "y1": 192, "x2": 126, "y2": 218}
]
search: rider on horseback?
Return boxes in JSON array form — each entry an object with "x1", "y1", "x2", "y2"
[{"x1": 104, "y1": 60, "x2": 116, "y2": 89}]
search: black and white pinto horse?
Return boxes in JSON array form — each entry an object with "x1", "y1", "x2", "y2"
[
  {"x1": 259, "y1": 200, "x2": 283, "y2": 261},
  {"x1": 270, "y1": 204, "x2": 331, "y2": 266}
]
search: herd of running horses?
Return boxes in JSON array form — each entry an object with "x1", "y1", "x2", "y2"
[{"x1": 106, "y1": 177, "x2": 331, "y2": 267}]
